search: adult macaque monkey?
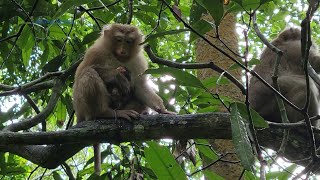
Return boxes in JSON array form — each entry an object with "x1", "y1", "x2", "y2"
[
  {"x1": 249, "y1": 27, "x2": 320, "y2": 126},
  {"x1": 73, "y1": 24, "x2": 173, "y2": 175}
]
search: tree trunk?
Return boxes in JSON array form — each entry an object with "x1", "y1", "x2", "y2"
[{"x1": 196, "y1": 13, "x2": 244, "y2": 179}]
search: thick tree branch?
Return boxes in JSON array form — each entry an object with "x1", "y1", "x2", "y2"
[{"x1": 0, "y1": 113, "x2": 319, "y2": 171}]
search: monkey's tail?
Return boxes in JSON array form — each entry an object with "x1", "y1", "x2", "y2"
[{"x1": 93, "y1": 143, "x2": 101, "y2": 175}]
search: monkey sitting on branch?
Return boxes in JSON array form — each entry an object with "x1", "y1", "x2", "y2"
[
  {"x1": 73, "y1": 24, "x2": 174, "y2": 175},
  {"x1": 249, "y1": 27, "x2": 320, "y2": 126}
]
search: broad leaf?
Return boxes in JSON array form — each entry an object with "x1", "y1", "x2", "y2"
[
  {"x1": 82, "y1": 31, "x2": 100, "y2": 46},
  {"x1": 195, "y1": 0, "x2": 224, "y2": 26},
  {"x1": 234, "y1": 102, "x2": 269, "y2": 128},
  {"x1": 42, "y1": 55, "x2": 66, "y2": 74},
  {"x1": 196, "y1": 139, "x2": 219, "y2": 160},
  {"x1": 145, "y1": 67, "x2": 205, "y2": 89},
  {"x1": 145, "y1": 141, "x2": 187, "y2": 180},
  {"x1": 145, "y1": 29, "x2": 189, "y2": 43},
  {"x1": 203, "y1": 170, "x2": 224, "y2": 180},
  {"x1": 266, "y1": 164, "x2": 297, "y2": 180},
  {"x1": 17, "y1": 25, "x2": 34, "y2": 67},
  {"x1": 190, "y1": 1, "x2": 207, "y2": 25},
  {"x1": 53, "y1": 0, "x2": 93, "y2": 19},
  {"x1": 190, "y1": 19, "x2": 212, "y2": 42},
  {"x1": 230, "y1": 102, "x2": 255, "y2": 171}
]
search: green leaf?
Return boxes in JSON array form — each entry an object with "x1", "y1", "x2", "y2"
[
  {"x1": 53, "y1": 0, "x2": 93, "y2": 19},
  {"x1": 145, "y1": 29, "x2": 189, "y2": 43},
  {"x1": 195, "y1": 0, "x2": 224, "y2": 26},
  {"x1": 135, "y1": 12, "x2": 157, "y2": 27},
  {"x1": 0, "y1": 152, "x2": 6, "y2": 174},
  {"x1": 42, "y1": 55, "x2": 66, "y2": 73},
  {"x1": 203, "y1": 170, "x2": 224, "y2": 180},
  {"x1": 82, "y1": 31, "x2": 100, "y2": 46},
  {"x1": 197, "y1": 106, "x2": 219, "y2": 113},
  {"x1": 234, "y1": 102, "x2": 269, "y2": 128},
  {"x1": 145, "y1": 67, "x2": 205, "y2": 89},
  {"x1": 195, "y1": 139, "x2": 219, "y2": 160},
  {"x1": 135, "y1": 5, "x2": 159, "y2": 14},
  {"x1": 225, "y1": 2, "x2": 245, "y2": 14},
  {"x1": 55, "y1": 100, "x2": 67, "y2": 127},
  {"x1": 266, "y1": 164, "x2": 297, "y2": 180},
  {"x1": 53, "y1": 171, "x2": 63, "y2": 180},
  {"x1": 241, "y1": 0, "x2": 261, "y2": 11},
  {"x1": 17, "y1": 25, "x2": 34, "y2": 67},
  {"x1": 260, "y1": 0, "x2": 274, "y2": 6},
  {"x1": 190, "y1": 19, "x2": 212, "y2": 42},
  {"x1": 145, "y1": 141, "x2": 187, "y2": 180},
  {"x1": 202, "y1": 76, "x2": 229, "y2": 89},
  {"x1": 244, "y1": 170, "x2": 259, "y2": 180},
  {"x1": 230, "y1": 102, "x2": 255, "y2": 171},
  {"x1": 190, "y1": 1, "x2": 207, "y2": 25}
]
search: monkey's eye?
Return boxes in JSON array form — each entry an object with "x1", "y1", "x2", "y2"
[
  {"x1": 115, "y1": 36, "x2": 122, "y2": 42},
  {"x1": 126, "y1": 39, "x2": 133, "y2": 44}
]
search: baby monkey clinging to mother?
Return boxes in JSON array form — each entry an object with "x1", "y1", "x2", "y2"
[
  {"x1": 249, "y1": 27, "x2": 320, "y2": 126},
  {"x1": 73, "y1": 24, "x2": 174, "y2": 175}
]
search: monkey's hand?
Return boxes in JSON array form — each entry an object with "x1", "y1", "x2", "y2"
[
  {"x1": 155, "y1": 106, "x2": 176, "y2": 115},
  {"x1": 116, "y1": 110, "x2": 139, "y2": 121},
  {"x1": 116, "y1": 66, "x2": 128, "y2": 73}
]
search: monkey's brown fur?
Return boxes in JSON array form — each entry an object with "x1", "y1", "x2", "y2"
[
  {"x1": 249, "y1": 28, "x2": 320, "y2": 125},
  {"x1": 93, "y1": 66, "x2": 132, "y2": 109},
  {"x1": 73, "y1": 24, "x2": 171, "y2": 175}
]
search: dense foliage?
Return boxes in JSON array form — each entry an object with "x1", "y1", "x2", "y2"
[{"x1": 0, "y1": 0, "x2": 319, "y2": 179}]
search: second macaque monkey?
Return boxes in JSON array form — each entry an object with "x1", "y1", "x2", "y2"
[
  {"x1": 73, "y1": 24, "x2": 173, "y2": 175},
  {"x1": 249, "y1": 28, "x2": 320, "y2": 126}
]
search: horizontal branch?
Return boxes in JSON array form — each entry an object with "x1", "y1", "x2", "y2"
[
  {"x1": 0, "y1": 113, "x2": 231, "y2": 145},
  {"x1": 0, "y1": 113, "x2": 319, "y2": 170}
]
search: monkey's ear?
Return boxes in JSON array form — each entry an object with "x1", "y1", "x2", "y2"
[{"x1": 102, "y1": 25, "x2": 112, "y2": 35}]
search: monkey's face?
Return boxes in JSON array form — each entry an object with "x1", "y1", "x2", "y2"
[
  {"x1": 104, "y1": 24, "x2": 143, "y2": 62},
  {"x1": 112, "y1": 35, "x2": 135, "y2": 61}
]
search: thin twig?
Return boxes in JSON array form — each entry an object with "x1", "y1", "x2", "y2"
[{"x1": 144, "y1": 45, "x2": 245, "y2": 94}]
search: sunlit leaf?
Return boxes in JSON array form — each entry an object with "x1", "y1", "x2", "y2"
[
  {"x1": 53, "y1": 171, "x2": 63, "y2": 180},
  {"x1": 145, "y1": 67, "x2": 205, "y2": 89},
  {"x1": 266, "y1": 164, "x2": 297, "y2": 180},
  {"x1": 145, "y1": 141, "x2": 187, "y2": 180}
]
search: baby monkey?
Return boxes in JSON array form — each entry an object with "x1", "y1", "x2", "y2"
[
  {"x1": 93, "y1": 66, "x2": 132, "y2": 110},
  {"x1": 73, "y1": 23, "x2": 174, "y2": 175}
]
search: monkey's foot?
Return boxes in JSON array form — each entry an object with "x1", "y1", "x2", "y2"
[
  {"x1": 155, "y1": 106, "x2": 176, "y2": 115},
  {"x1": 116, "y1": 109, "x2": 139, "y2": 121}
]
